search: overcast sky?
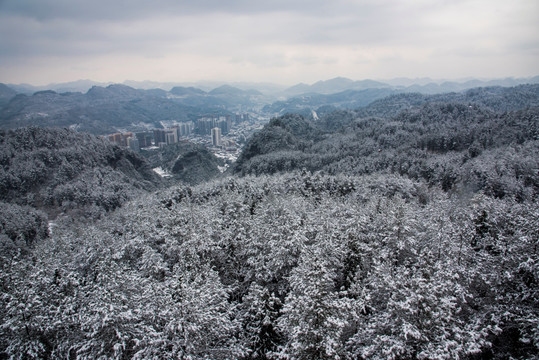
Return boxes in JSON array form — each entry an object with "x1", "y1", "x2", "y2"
[{"x1": 1, "y1": 0, "x2": 538, "y2": 86}]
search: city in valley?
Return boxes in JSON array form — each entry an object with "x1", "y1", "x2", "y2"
[{"x1": 106, "y1": 112, "x2": 265, "y2": 168}]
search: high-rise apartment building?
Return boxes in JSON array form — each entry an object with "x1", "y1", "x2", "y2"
[
  {"x1": 108, "y1": 132, "x2": 134, "y2": 147},
  {"x1": 153, "y1": 129, "x2": 167, "y2": 145},
  {"x1": 211, "y1": 127, "x2": 222, "y2": 147},
  {"x1": 165, "y1": 131, "x2": 177, "y2": 145},
  {"x1": 154, "y1": 128, "x2": 179, "y2": 146},
  {"x1": 127, "y1": 136, "x2": 140, "y2": 152},
  {"x1": 135, "y1": 132, "x2": 154, "y2": 147}
]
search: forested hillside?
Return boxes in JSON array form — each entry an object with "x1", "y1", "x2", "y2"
[
  {"x1": 142, "y1": 142, "x2": 224, "y2": 185},
  {"x1": 1, "y1": 85, "x2": 538, "y2": 359},
  {"x1": 355, "y1": 84, "x2": 539, "y2": 119},
  {"x1": 235, "y1": 85, "x2": 539, "y2": 202},
  {"x1": 0, "y1": 127, "x2": 162, "y2": 219},
  {"x1": 1, "y1": 172, "x2": 537, "y2": 359},
  {"x1": 0, "y1": 84, "x2": 228, "y2": 135},
  {"x1": 0, "y1": 84, "x2": 17, "y2": 108}
]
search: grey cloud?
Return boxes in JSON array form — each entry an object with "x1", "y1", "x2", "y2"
[
  {"x1": 2, "y1": 0, "x2": 535, "y2": 53},
  {"x1": 1, "y1": 0, "x2": 537, "y2": 84},
  {"x1": 0, "y1": 0, "x2": 364, "y2": 61},
  {"x1": 229, "y1": 52, "x2": 290, "y2": 68},
  {"x1": 0, "y1": 0, "x2": 476, "y2": 54},
  {"x1": 291, "y1": 54, "x2": 339, "y2": 66},
  {"x1": 0, "y1": 13, "x2": 191, "y2": 60},
  {"x1": 0, "y1": 0, "x2": 345, "y2": 21}
]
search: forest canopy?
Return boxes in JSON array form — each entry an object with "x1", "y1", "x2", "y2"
[
  {"x1": 0, "y1": 127, "x2": 163, "y2": 217},
  {"x1": 234, "y1": 88, "x2": 539, "y2": 203},
  {"x1": 1, "y1": 171, "x2": 537, "y2": 359}
]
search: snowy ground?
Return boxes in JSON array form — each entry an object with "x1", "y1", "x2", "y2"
[{"x1": 152, "y1": 166, "x2": 173, "y2": 178}]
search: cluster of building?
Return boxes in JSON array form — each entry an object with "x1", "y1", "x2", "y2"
[
  {"x1": 107, "y1": 132, "x2": 142, "y2": 152},
  {"x1": 153, "y1": 121, "x2": 194, "y2": 147},
  {"x1": 195, "y1": 113, "x2": 249, "y2": 136},
  {"x1": 106, "y1": 113, "x2": 251, "y2": 152}
]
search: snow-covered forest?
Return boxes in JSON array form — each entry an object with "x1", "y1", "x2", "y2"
[{"x1": 1, "y1": 85, "x2": 538, "y2": 359}]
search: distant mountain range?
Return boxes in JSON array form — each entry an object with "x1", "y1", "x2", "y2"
[
  {"x1": 1, "y1": 76, "x2": 538, "y2": 134},
  {"x1": 0, "y1": 85, "x2": 197, "y2": 134},
  {"x1": 6, "y1": 79, "x2": 285, "y2": 96},
  {"x1": 281, "y1": 76, "x2": 539, "y2": 96},
  {"x1": 6, "y1": 76, "x2": 539, "y2": 96},
  {"x1": 282, "y1": 77, "x2": 389, "y2": 96},
  {"x1": 262, "y1": 88, "x2": 397, "y2": 116},
  {"x1": 0, "y1": 83, "x2": 266, "y2": 134}
]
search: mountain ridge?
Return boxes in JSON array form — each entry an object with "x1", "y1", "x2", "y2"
[
  {"x1": 2, "y1": 78, "x2": 539, "y2": 136},
  {"x1": 5, "y1": 75, "x2": 539, "y2": 97}
]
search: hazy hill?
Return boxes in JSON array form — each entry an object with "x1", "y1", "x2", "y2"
[
  {"x1": 0, "y1": 84, "x2": 17, "y2": 109},
  {"x1": 307, "y1": 77, "x2": 354, "y2": 94},
  {"x1": 169, "y1": 84, "x2": 267, "y2": 108},
  {"x1": 46, "y1": 79, "x2": 112, "y2": 94},
  {"x1": 87, "y1": 83, "x2": 142, "y2": 99},
  {"x1": 6, "y1": 80, "x2": 112, "y2": 95},
  {"x1": 402, "y1": 76, "x2": 539, "y2": 94},
  {"x1": 263, "y1": 88, "x2": 396, "y2": 116},
  {"x1": 283, "y1": 76, "x2": 539, "y2": 97},
  {"x1": 169, "y1": 86, "x2": 207, "y2": 96},
  {"x1": 167, "y1": 86, "x2": 230, "y2": 108},
  {"x1": 284, "y1": 77, "x2": 389, "y2": 96},
  {"x1": 282, "y1": 82, "x2": 311, "y2": 96},
  {"x1": 208, "y1": 85, "x2": 266, "y2": 108}
]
